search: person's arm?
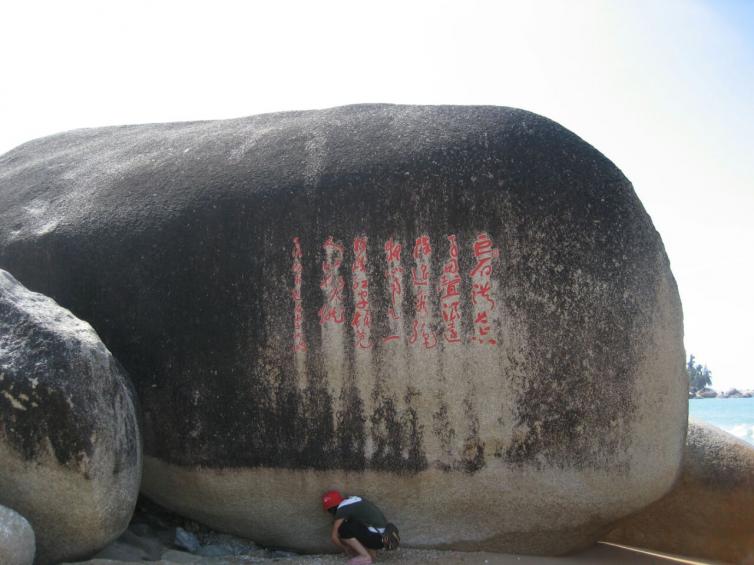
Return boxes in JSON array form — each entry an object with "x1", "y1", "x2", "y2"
[{"x1": 331, "y1": 518, "x2": 346, "y2": 551}]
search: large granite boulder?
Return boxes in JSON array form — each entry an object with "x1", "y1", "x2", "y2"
[
  {"x1": 0, "y1": 105, "x2": 686, "y2": 554},
  {"x1": 606, "y1": 420, "x2": 754, "y2": 564},
  {"x1": 0, "y1": 270, "x2": 141, "y2": 564},
  {"x1": 0, "y1": 504, "x2": 35, "y2": 565}
]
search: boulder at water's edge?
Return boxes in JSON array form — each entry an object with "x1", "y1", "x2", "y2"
[
  {"x1": 0, "y1": 270, "x2": 141, "y2": 564},
  {"x1": 606, "y1": 420, "x2": 754, "y2": 564},
  {"x1": 0, "y1": 105, "x2": 686, "y2": 554}
]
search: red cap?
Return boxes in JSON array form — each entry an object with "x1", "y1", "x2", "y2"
[{"x1": 322, "y1": 490, "x2": 344, "y2": 511}]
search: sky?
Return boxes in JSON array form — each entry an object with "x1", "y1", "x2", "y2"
[{"x1": 1, "y1": 0, "x2": 752, "y2": 391}]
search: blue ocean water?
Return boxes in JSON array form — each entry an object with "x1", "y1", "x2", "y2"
[{"x1": 688, "y1": 397, "x2": 754, "y2": 446}]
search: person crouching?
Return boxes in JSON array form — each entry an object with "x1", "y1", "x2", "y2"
[{"x1": 322, "y1": 490, "x2": 400, "y2": 565}]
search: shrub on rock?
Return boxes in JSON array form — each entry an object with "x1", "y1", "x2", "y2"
[
  {"x1": 0, "y1": 105, "x2": 685, "y2": 554},
  {"x1": 0, "y1": 270, "x2": 141, "y2": 564}
]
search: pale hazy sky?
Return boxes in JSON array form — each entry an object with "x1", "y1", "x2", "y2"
[{"x1": 1, "y1": 0, "x2": 752, "y2": 390}]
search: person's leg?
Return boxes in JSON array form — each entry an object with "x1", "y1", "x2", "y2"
[
  {"x1": 341, "y1": 544, "x2": 358, "y2": 557},
  {"x1": 356, "y1": 525, "x2": 384, "y2": 561},
  {"x1": 341, "y1": 537, "x2": 371, "y2": 559},
  {"x1": 338, "y1": 521, "x2": 373, "y2": 562}
]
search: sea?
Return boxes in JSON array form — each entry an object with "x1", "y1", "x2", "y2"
[{"x1": 688, "y1": 397, "x2": 754, "y2": 446}]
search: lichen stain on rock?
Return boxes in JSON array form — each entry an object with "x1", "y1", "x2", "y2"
[
  {"x1": 432, "y1": 400, "x2": 456, "y2": 471},
  {"x1": 402, "y1": 387, "x2": 428, "y2": 471},
  {"x1": 502, "y1": 179, "x2": 658, "y2": 470},
  {"x1": 368, "y1": 391, "x2": 404, "y2": 471},
  {"x1": 460, "y1": 391, "x2": 486, "y2": 473},
  {"x1": 0, "y1": 362, "x2": 95, "y2": 469},
  {"x1": 335, "y1": 380, "x2": 367, "y2": 471}
]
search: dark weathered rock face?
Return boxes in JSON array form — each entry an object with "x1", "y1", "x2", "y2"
[
  {"x1": 606, "y1": 421, "x2": 754, "y2": 564},
  {"x1": 0, "y1": 270, "x2": 141, "y2": 564},
  {"x1": 0, "y1": 105, "x2": 685, "y2": 553}
]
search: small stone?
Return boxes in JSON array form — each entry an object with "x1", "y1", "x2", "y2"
[
  {"x1": 174, "y1": 527, "x2": 200, "y2": 553},
  {"x1": 0, "y1": 504, "x2": 35, "y2": 565}
]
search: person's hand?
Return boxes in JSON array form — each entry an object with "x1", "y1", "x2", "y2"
[{"x1": 330, "y1": 518, "x2": 346, "y2": 552}]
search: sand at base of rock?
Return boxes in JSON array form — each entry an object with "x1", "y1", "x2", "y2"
[{"x1": 68, "y1": 542, "x2": 724, "y2": 565}]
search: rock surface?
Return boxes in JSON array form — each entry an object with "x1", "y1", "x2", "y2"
[
  {"x1": 606, "y1": 420, "x2": 754, "y2": 564},
  {"x1": 0, "y1": 269, "x2": 141, "y2": 564},
  {"x1": 0, "y1": 504, "x2": 35, "y2": 565},
  {"x1": 0, "y1": 104, "x2": 686, "y2": 554}
]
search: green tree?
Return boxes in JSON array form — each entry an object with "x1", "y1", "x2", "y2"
[{"x1": 687, "y1": 354, "x2": 712, "y2": 393}]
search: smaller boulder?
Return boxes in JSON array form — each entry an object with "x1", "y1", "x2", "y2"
[
  {"x1": 695, "y1": 388, "x2": 717, "y2": 398},
  {"x1": 605, "y1": 420, "x2": 754, "y2": 564},
  {"x1": 0, "y1": 269, "x2": 141, "y2": 564},
  {"x1": 0, "y1": 504, "x2": 35, "y2": 565}
]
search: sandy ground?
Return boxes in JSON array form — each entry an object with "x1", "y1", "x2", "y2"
[
  {"x1": 70, "y1": 542, "x2": 724, "y2": 565},
  {"x1": 64, "y1": 499, "x2": 724, "y2": 565}
]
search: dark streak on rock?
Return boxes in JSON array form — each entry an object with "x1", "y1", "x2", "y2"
[
  {"x1": 432, "y1": 400, "x2": 455, "y2": 471},
  {"x1": 369, "y1": 389, "x2": 403, "y2": 471},
  {"x1": 301, "y1": 362, "x2": 336, "y2": 469},
  {"x1": 402, "y1": 387, "x2": 427, "y2": 472},
  {"x1": 459, "y1": 392, "x2": 486, "y2": 473},
  {"x1": 336, "y1": 381, "x2": 367, "y2": 470}
]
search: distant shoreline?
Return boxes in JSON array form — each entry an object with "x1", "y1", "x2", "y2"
[
  {"x1": 689, "y1": 395, "x2": 753, "y2": 399},
  {"x1": 689, "y1": 388, "x2": 752, "y2": 399}
]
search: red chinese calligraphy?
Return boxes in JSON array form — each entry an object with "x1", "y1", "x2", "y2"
[
  {"x1": 291, "y1": 237, "x2": 307, "y2": 352},
  {"x1": 383, "y1": 238, "x2": 404, "y2": 344},
  {"x1": 409, "y1": 234, "x2": 436, "y2": 349},
  {"x1": 412, "y1": 235, "x2": 432, "y2": 260},
  {"x1": 319, "y1": 237, "x2": 345, "y2": 325},
  {"x1": 440, "y1": 235, "x2": 462, "y2": 344},
  {"x1": 351, "y1": 236, "x2": 372, "y2": 349},
  {"x1": 296, "y1": 232, "x2": 502, "y2": 348},
  {"x1": 470, "y1": 232, "x2": 499, "y2": 345}
]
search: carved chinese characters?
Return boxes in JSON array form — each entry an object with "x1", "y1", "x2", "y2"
[
  {"x1": 351, "y1": 236, "x2": 372, "y2": 349},
  {"x1": 319, "y1": 237, "x2": 346, "y2": 325},
  {"x1": 384, "y1": 238, "x2": 405, "y2": 344},
  {"x1": 440, "y1": 235, "x2": 463, "y2": 344},
  {"x1": 296, "y1": 233, "x2": 500, "y2": 350},
  {"x1": 410, "y1": 235, "x2": 437, "y2": 349},
  {"x1": 470, "y1": 233, "x2": 499, "y2": 345}
]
